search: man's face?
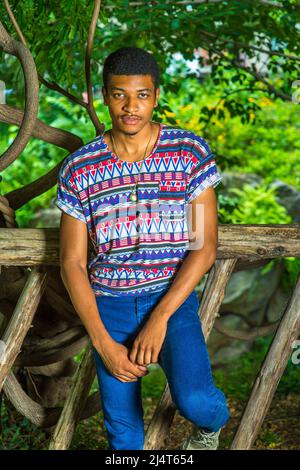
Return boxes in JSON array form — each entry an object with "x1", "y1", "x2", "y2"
[{"x1": 102, "y1": 74, "x2": 160, "y2": 135}]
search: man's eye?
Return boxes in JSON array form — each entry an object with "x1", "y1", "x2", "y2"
[{"x1": 113, "y1": 93, "x2": 149, "y2": 98}]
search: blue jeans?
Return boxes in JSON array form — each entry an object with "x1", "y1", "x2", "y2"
[{"x1": 92, "y1": 288, "x2": 230, "y2": 450}]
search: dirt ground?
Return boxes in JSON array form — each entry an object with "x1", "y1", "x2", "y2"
[
  {"x1": 144, "y1": 392, "x2": 300, "y2": 450},
  {"x1": 2, "y1": 392, "x2": 300, "y2": 450}
]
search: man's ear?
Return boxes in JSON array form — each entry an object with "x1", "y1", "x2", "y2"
[{"x1": 102, "y1": 86, "x2": 108, "y2": 105}]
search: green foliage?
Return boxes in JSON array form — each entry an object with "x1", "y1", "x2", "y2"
[
  {"x1": 209, "y1": 99, "x2": 300, "y2": 190},
  {"x1": 218, "y1": 183, "x2": 292, "y2": 224},
  {"x1": 1, "y1": 0, "x2": 299, "y2": 124},
  {"x1": 0, "y1": 397, "x2": 48, "y2": 450},
  {"x1": 162, "y1": 77, "x2": 300, "y2": 191},
  {"x1": 214, "y1": 335, "x2": 300, "y2": 402},
  {"x1": 1, "y1": 0, "x2": 300, "y2": 451},
  {"x1": 142, "y1": 365, "x2": 167, "y2": 401},
  {"x1": 281, "y1": 257, "x2": 300, "y2": 291},
  {"x1": 258, "y1": 429, "x2": 282, "y2": 448}
]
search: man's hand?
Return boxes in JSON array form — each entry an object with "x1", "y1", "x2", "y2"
[
  {"x1": 129, "y1": 315, "x2": 168, "y2": 366},
  {"x1": 96, "y1": 338, "x2": 149, "y2": 383}
]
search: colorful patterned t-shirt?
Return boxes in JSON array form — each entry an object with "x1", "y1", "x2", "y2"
[{"x1": 54, "y1": 122, "x2": 223, "y2": 297}]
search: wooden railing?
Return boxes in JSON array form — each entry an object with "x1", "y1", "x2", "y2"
[{"x1": 0, "y1": 224, "x2": 299, "y2": 450}]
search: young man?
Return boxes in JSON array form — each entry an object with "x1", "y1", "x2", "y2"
[{"x1": 54, "y1": 46, "x2": 230, "y2": 450}]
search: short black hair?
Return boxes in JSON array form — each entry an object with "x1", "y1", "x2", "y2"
[{"x1": 102, "y1": 47, "x2": 160, "y2": 91}]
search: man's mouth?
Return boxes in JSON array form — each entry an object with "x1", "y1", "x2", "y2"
[{"x1": 121, "y1": 116, "x2": 141, "y2": 124}]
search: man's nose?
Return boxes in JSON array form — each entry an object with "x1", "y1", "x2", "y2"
[{"x1": 123, "y1": 96, "x2": 139, "y2": 113}]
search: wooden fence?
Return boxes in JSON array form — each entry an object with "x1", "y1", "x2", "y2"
[{"x1": 0, "y1": 224, "x2": 299, "y2": 449}]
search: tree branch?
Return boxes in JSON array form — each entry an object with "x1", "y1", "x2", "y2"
[
  {"x1": 199, "y1": 30, "x2": 300, "y2": 63},
  {"x1": 201, "y1": 38, "x2": 292, "y2": 101},
  {"x1": 38, "y1": 77, "x2": 87, "y2": 108},
  {"x1": 4, "y1": 0, "x2": 88, "y2": 108},
  {"x1": 104, "y1": 0, "x2": 285, "y2": 8},
  {"x1": 0, "y1": 104, "x2": 83, "y2": 152},
  {"x1": 230, "y1": 55, "x2": 292, "y2": 101},
  {"x1": 85, "y1": 0, "x2": 104, "y2": 136},
  {"x1": 0, "y1": 21, "x2": 39, "y2": 172},
  {"x1": 5, "y1": 160, "x2": 65, "y2": 210}
]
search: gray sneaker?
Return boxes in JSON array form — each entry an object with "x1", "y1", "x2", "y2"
[{"x1": 181, "y1": 425, "x2": 222, "y2": 450}]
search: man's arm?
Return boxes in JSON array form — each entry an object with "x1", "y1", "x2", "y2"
[
  {"x1": 59, "y1": 212, "x2": 112, "y2": 350},
  {"x1": 151, "y1": 186, "x2": 219, "y2": 322},
  {"x1": 59, "y1": 213, "x2": 149, "y2": 380}
]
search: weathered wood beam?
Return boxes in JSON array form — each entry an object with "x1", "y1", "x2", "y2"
[{"x1": 0, "y1": 225, "x2": 299, "y2": 266}]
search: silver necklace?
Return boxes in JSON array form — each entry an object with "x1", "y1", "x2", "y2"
[{"x1": 110, "y1": 123, "x2": 153, "y2": 202}]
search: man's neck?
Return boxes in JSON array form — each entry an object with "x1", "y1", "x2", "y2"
[{"x1": 108, "y1": 121, "x2": 159, "y2": 161}]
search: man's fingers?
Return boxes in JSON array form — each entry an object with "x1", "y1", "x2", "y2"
[
  {"x1": 129, "y1": 344, "x2": 138, "y2": 364},
  {"x1": 116, "y1": 372, "x2": 137, "y2": 381},
  {"x1": 144, "y1": 349, "x2": 152, "y2": 365},
  {"x1": 130, "y1": 344, "x2": 146, "y2": 367},
  {"x1": 129, "y1": 364, "x2": 145, "y2": 377},
  {"x1": 128, "y1": 345, "x2": 148, "y2": 372},
  {"x1": 117, "y1": 375, "x2": 137, "y2": 382},
  {"x1": 136, "y1": 348, "x2": 146, "y2": 366}
]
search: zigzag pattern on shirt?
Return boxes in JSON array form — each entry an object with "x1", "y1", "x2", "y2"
[
  {"x1": 96, "y1": 247, "x2": 187, "y2": 262},
  {"x1": 92, "y1": 264, "x2": 177, "y2": 281},
  {"x1": 95, "y1": 215, "x2": 187, "y2": 244},
  {"x1": 74, "y1": 153, "x2": 192, "y2": 191}
]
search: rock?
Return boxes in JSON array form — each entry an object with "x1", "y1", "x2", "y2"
[
  {"x1": 220, "y1": 172, "x2": 263, "y2": 194},
  {"x1": 220, "y1": 260, "x2": 282, "y2": 316},
  {"x1": 208, "y1": 314, "x2": 253, "y2": 366},
  {"x1": 269, "y1": 180, "x2": 300, "y2": 223},
  {"x1": 28, "y1": 207, "x2": 61, "y2": 228},
  {"x1": 265, "y1": 285, "x2": 292, "y2": 323},
  {"x1": 210, "y1": 339, "x2": 253, "y2": 367}
]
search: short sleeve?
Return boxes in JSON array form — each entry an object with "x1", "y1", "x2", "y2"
[
  {"x1": 54, "y1": 161, "x2": 86, "y2": 223},
  {"x1": 186, "y1": 134, "x2": 223, "y2": 203}
]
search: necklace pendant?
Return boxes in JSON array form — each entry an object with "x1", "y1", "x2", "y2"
[{"x1": 130, "y1": 192, "x2": 137, "y2": 202}]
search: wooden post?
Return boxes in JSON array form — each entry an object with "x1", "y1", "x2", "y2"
[
  {"x1": 0, "y1": 266, "x2": 47, "y2": 391},
  {"x1": 231, "y1": 273, "x2": 300, "y2": 449},
  {"x1": 48, "y1": 341, "x2": 96, "y2": 450}
]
